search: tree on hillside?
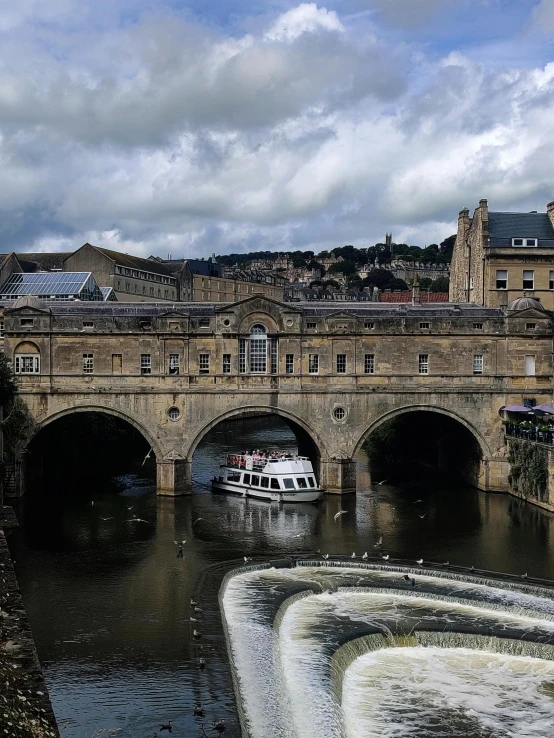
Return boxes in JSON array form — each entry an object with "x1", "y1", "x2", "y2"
[
  {"x1": 430, "y1": 276, "x2": 450, "y2": 292},
  {"x1": 385, "y1": 277, "x2": 408, "y2": 291},
  {"x1": 362, "y1": 268, "x2": 396, "y2": 289},
  {"x1": 419, "y1": 277, "x2": 433, "y2": 290},
  {"x1": 327, "y1": 260, "x2": 357, "y2": 276}
]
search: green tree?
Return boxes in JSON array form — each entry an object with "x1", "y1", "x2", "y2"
[
  {"x1": 362, "y1": 268, "x2": 396, "y2": 289},
  {"x1": 328, "y1": 259, "x2": 357, "y2": 276},
  {"x1": 419, "y1": 277, "x2": 433, "y2": 290},
  {"x1": 430, "y1": 276, "x2": 450, "y2": 292},
  {"x1": 386, "y1": 277, "x2": 408, "y2": 291}
]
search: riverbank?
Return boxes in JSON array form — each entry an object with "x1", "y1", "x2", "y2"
[{"x1": 0, "y1": 506, "x2": 59, "y2": 738}]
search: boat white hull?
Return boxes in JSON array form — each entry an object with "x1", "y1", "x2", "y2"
[{"x1": 211, "y1": 479, "x2": 323, "y2": 503}]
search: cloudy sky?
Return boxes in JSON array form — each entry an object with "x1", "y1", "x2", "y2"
[{"x1": 1, "y1": 0, "x2": 554, "y2": 258}]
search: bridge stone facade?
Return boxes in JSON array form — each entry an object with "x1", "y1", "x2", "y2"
[{"x1": 3, "y1": 295, "x2": 553, "y2": 495}]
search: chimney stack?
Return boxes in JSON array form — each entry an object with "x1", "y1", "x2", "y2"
[
  {"x1": 547, "y1": 201, "x2": 554, "y2": 228},
  {"x1": 412, "y1": 274, "x2": 421, "y2": 304}
]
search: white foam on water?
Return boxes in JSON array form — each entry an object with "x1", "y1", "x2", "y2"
[{"x1": 342, "y1": 647, "x2": 554, "y2": 738}]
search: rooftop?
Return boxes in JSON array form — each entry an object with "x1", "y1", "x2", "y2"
[
  {"x1": 488, "y1": 212, "x2": 554, "y2": 247},
  {"x1": 0, "y1": 272, "x2": 104, "y2": 300}
]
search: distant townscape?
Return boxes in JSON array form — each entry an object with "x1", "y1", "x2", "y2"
[{"x1": 0, "y1": 233, "x2": 454, "y2": 305}]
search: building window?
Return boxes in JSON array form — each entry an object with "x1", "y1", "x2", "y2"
[
  {"x1": 308, "y1": 354, "x2": 319, "y2": 374},
  {"x1": 199, "y1": 354, "x2": 210, "y2": 374},
  {"x1": 333, "y1": 407, "x2": 346, "y2": 421},
  {"x1": 0, "y1": 321, "x2": 4, "y2": 337},
  {"x1": 364, "y1": 321, "x2": 374, "y2": 329},
  {"x1": 512, "y1": 238, "x2": 538, "y2": 247},
  {"x1": 496, "y1": 270, "x2": 507, "y2": 289},
  {"x1": 419, "y1": 322, "x2": 430, "y2": 329},
  {"x1": 336, "y1": 354, "x2": 347, "y2": 374},
  {"x1": 473, "y1": 355, "x2": 483, "y2": 375},
  {"x1": 269, "y1": 337, "x2": 278, "y2": 374},
  {"x1": 169, "y1": 354, "x2": 180, "y2": 375},
  {"x1": 364, "y1": 354, "x2": 375, "y2": 374},
  {"x1": 526, "y1": 323, "x2": 537, "y2": 330},
  {"x1": 125, "y1": 283, "x2": 130, "y2": 292},
  {"x1": 20, "y1": 318, "x2": 34, "y2": 327},
  {"x1": 250, "y1": 324, "x2": 267, "y2": 373},
  {"x1": 469, "y1": 277, "x2": 474, "y2": 289},
  {"x1": 112, "y1": 354, "x2": 122, "y2": 374},
  {"x1": 14, "y1": 355, "x2": 40, "y2": 374},
  {"x1": 239, "y1": 338, "x2": 247, "y2": 373},
  {"x1": 222, "y1": 354, "x2": 231, "y2": 374},
  {"x1": 82, "y1": 354, "x2": 94, "y2": 374},
  {"x1": 306, "y1": 321, "x2": 317, "y2": 329},
  {"x1": 83, "y1": 321, "x2": 94, "y2": 330},
  {"x1": 285, "y1": 354, "x2": 294, "y2": 374},
  {"x1": 168, "y1": 406, "x2": 180, "y2": 421},
  {"x1": 523, "y1": 270, "x2": 534, "y2": 290},
  {"x1": 473, "y1": 323, "x2": 483, "y2": 329},
  {"x1": 418, "y1": 354, "x2": 429, "y2": 375},
  {"x1": 525, "y1": 355, "x2": 536, "y2": 376},
  {"x1": 140, "y1": 354, "x2": 151, "y2": 375},
  {"x1": 550, "y1": 271, "x2": 554, "y2": 290},
  {"x1": 198, "y1": 318, "x2": 210, "y2": 327}
]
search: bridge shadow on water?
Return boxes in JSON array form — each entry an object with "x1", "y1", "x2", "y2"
[{"x1": 7, "y1": 414, "x2": 554, "y2": 737}]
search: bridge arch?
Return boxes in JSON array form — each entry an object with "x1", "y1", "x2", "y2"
[
  {"x1": 352, "y1": 404, "x2": 492, "y2": 460},
  {"x1": 32, "y1": 404, "x2": 164, "y2": 460},
  {"x1": 186, "y1": 404, "x2": 328, "y2": 462}
]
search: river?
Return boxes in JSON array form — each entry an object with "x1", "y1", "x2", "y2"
[{"x1": 7, "y1": 416, "x2": 554, "y2": 737}]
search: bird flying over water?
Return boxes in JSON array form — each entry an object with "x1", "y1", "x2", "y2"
[
  {"x1": 377, "y1": 479, "x2": 387, "y2": 485},
  {"x1": 419, "y1": 513, "x2": 427, "y2": 519},
  {"x1": 193, "y1": 517, "x2": 203, "y2": 526},
  {"x1": 382, "y1": 554, "x2": 389, "y2": 561},
  {"x1": 142, "y1": 448, "x2": 152, "y2": 466},
  {"x1": 100, "y1": 517, "x2": 112, "y2": 521},
  {"x1": 244, "y1": 556, "x2": 252, "y2": 563},
  {"x1": 373, "y1": 536, "x2": 383, "y2": 549},
  {"x1": 334, "y1": 510, "x2": 347, "y2": 521},
  {"x1": 193, "y1": 629, "x2": 202, "y2": 638},
  {"x1": 322, "y1": 553, "x2": 329, "y2": 560}
]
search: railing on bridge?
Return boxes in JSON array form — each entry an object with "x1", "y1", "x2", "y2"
[{"x1": 505, "y1": 422, "x2": 554, "y2": 446}]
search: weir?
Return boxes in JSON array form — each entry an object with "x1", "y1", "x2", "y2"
[{"x1": 220, "y1": 562, "x2": 554, "y2": 738}]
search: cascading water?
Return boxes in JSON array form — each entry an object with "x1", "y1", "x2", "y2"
[{"x1": 220, "y1": 563, "x2": 554, "y2": 738}]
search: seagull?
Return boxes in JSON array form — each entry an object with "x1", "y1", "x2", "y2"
[
  {"x1": 194, "y1": 606, "x2": 203, "y2": 613},
  {"x1": 174, "y1": 540, "x2": 186, "y2": 545},
  {"x1": 373, "y1": 536, "x2": 383, "y2": 549},
  {"x1": 377, "y1": 479, "x2": 388, "y2": 485},
  {"x1": 322, "y1": 553, "x2": 329, "y2": 560},
  {"x1": 127, "y1": 506, "x2": 134, "y2": 511},
  {"x1": 193, "y1": 517, "x2": 203, "y2": 526},
  {"x1": 443, "y1": 561, "x2": 450, "y2": 566},
  {"x1": 191, "y1": 599, "x2": 198, "y2": 606},
  {"x1": 142, "y1": 448, "x2": 153, "y2": 466},
  {"x1": 190, "y1": 617, "x2": 198, "y2": 623},
  {"x1": 521, "y1": 573, "x2": 528, "y2": 579},
  {"x1": 470, "y1": 566, "x2": 475, "y2": 572},
  {"x1": 193, "y1": 629, "x2": 202, "y2": 638},
  {"x1": 351, "y1": 552, "x2": 356, "y2": 558},
  {"x1": 334, "y1": 510, "x2": 347, "y2": 522},
  {"x1": 127, "y1": 517, "x2": 151, "y2": 523},
  {"x1": 100, "y1": 517, "x2": 112, "y2": 521},
  {"x1": 382, "y1": 554, "x2": 389, "y2": 561},
  {"x1": 244, "y1": 556, "x2": 252, "y2": 563},
  {"x1": 413, "y1": 499, "x2": 422, "y2": 504},
  {"x1": 419, "y1": 513, "x2": 427, "y2": 519},
  {"x1": 362, "y1": 552, "x2": 368, "y2": 559},
  {"x1": 416, "y1": 558, "x2": 423, "y2": 565},
  {"x1": 91, "y1": 500, "x2": 95, "y2": 506}
]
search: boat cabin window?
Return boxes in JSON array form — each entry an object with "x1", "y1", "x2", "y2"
[
  {"x1": 283, "y1": 478, "x2": 295, "y2": 489},
  {"x1": 243, "y1": 474, "x2": 250, "y2": 484},
  {"x1": 297, "y1": 477, "x2": 308, "y2": 489},
  {"x1": 251, "y1": 475, "x2": 260, "y2": 486},
  {"x1": 308, "y1": 477, "x2": 315, "y2": 487},
  {"x1": 270, "y1": 478, "x2": 280, "y2": 490},
  {"x1": 261, "y1": 477, "x2": 269, "y2": 488},
  {"x1": 228, "y1": 471, "x2": 241, "y2": 482}
]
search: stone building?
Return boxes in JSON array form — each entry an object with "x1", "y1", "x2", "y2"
[
  {"x1": 2, "y1": 293, "x2": 551, "y2": 496},
  {"x1": 450, "y1": 199, "x2": 554, "y2": 309}
]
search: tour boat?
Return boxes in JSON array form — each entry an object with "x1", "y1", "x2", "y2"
[{"x1": 212, "y1": 452, "x2": 324, "y2": 502}]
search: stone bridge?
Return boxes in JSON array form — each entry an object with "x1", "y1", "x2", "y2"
[{"x1": 4, "y1": 294, "x2": 552, "y2": 495}]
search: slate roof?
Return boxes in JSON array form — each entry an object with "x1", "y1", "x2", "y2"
[
  {"x1": 87, "y1": 245, "x2": 176, "y2": 277},
  {"x1": 488, "y1": 212, "x2": 554, "y2": 247},
  {"x1": 16, "y1": 252, "x2": 71, "y2": 271}
]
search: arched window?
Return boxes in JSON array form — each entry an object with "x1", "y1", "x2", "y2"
[
  {"x1": 249, "y1": 324, "x2": 267, "y2": 373},
  {"x1": 238, "y1": 324, "x2": 278, "y2": 374},
  {"x1": 14, "y1": 341, "x2": 40, "y2": 374}
]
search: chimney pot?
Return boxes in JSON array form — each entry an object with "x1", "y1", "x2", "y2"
[
  {"x1": 547, "y1": 201, "x2": 554, "y2": 211},
  {"x1": 479, "y1": 198, "x2": 488, "y2": 207}
]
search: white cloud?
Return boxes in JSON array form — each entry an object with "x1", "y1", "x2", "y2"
[
  {"x1": 0, "y1": 2, "x2": 553, "y2": 257},
  {"x1": 532, "y1": 0, "x2": 554, "y2": 32}
]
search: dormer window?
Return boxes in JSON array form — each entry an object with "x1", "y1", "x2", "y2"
[{"x1": 512, "y1": 238, "x2": 538, "y2": 247}]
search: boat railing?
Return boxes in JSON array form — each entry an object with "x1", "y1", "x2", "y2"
[{"x1": 224, "y1": 454, "x2": 310, "y2": 469}]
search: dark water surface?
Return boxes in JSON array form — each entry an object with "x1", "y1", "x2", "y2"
[{"x1": 8, "y1": 416, "x2": 554, "y2": 737}]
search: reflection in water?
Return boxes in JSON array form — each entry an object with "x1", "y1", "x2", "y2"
[{"x1": 7, "y1": 416, "x2": 554, "y2": 736}]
